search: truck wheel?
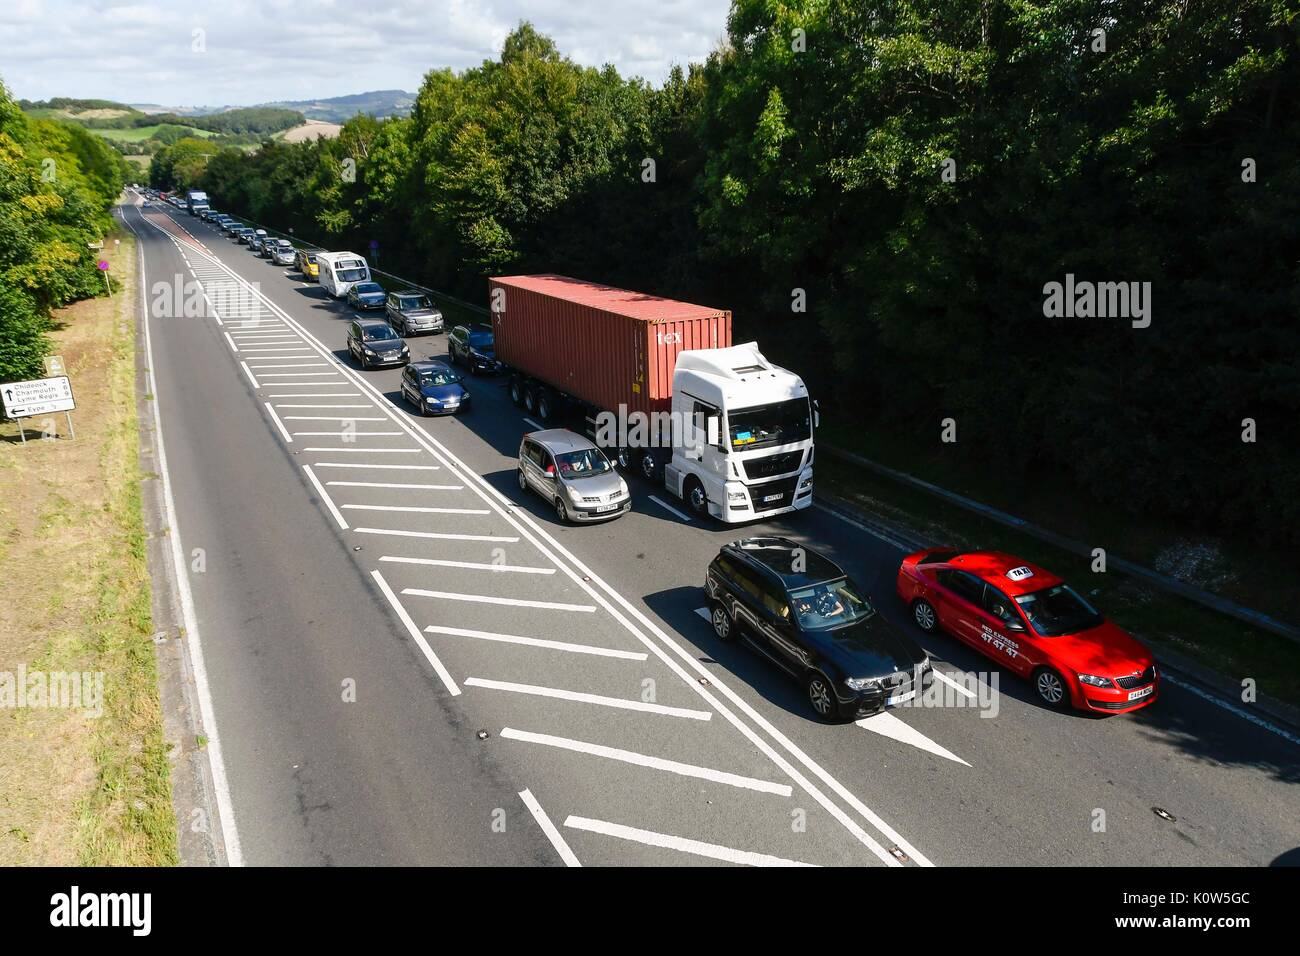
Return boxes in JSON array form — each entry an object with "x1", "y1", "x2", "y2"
[
  {"x1": 616, "y1": 448, "x2": 632, "y2": 470},
  {"x1": 685, "y1": 477, "x2": 708, "y2": 518},
  {"x1": 537, "y1": 390, "x2": 553, "y2": 422},
  {"x1": 523, "y1": 385, "x2": 537, "y2": 414},
  {"x1": 508, "y1": 377, "x2": 524, "y2": 407},
  {"x1": 639, "y1": 451, "x2": 660, "y2": 481}
]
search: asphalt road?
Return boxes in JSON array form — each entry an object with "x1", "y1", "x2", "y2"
[{"x1": 120, "y1": 196, "x2": 1300, "y2": 867}]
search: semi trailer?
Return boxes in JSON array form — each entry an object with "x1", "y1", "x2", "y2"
[{"x1": 490, "y1": 274, "x2": 816, "y2": 522}]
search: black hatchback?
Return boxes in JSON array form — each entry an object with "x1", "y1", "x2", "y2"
[
  {"x1": 705, "y1": 537, "x2": 932, "y2": 720},
  {"x1": 346, "y1": 319, "x2": 409, "y2": 369}
]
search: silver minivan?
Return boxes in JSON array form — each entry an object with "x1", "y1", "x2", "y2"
[{"x1": 518, "y1": 429, "x2": 631, "y2": 524}]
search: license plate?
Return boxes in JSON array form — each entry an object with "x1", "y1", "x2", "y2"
[
  {"x1": 886, "y1": 689, "x2": 916, "y2": 706},
  {"x1": 596, "y1": 503, "x2": 619, "y2": 513},
  {"x1": 762, "y1": 493, "x2": 782, "y2": 503},
  {"x1": 1128, "y1": 686, "x2": 1154, "y2": 701}
]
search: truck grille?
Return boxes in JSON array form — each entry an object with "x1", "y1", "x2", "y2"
[
  {"x1": 742, "y1": 451, "x2": 804, "y2": 481},
  {"x1": 749, "y1": 475, "x2": 800, "y2": 513},
  {"x1": 1115, "y1": 666, "x2": 1156, "y2": 689}
]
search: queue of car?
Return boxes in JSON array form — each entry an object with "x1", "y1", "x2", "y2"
[{"x1": 159, "y1": 189, "x2": 1162, "y2": 726}]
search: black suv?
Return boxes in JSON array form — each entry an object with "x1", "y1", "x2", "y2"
[
  {"x1": 447, "y1": 323, "x2": 500, "y2": 374},
  {"x1": 346, "y1": 319, "x2": 409, "y2": 369},
  {"x1": 706, "y1": 537, "x2": 932, "y2": 720}
]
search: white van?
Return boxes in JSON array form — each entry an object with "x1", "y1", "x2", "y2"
[{"x1": 317, "y1": 252, "x2": 371, "y2": 298}]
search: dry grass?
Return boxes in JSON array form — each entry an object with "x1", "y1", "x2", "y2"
[{"x1": 0, "y1": 226, "x2": 178, "y2": 865}]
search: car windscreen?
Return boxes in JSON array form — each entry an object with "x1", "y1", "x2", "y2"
[
  {"x1": 415, "y1": 369, "x2": 460, "y2": 387},
  {"x1": 1014, "y1": 585, "x2": 1103, "y2": 636},
  {"x1": 398, "y1": 295, "x2": 432, "y2": 310},
  {"x1": 362, "y1": 327, "x2": 399, "y2": 343},
  {"x1": 728, "y1": 398, "x2": 812, "y2": 451},
  {"x1": 789, "y1": 578, "x2": 873, "y2": 629},
  {"x1": 468, "y1": 331, "x2": 494, "y2": 350},
  {"x1": 555, "y1": 448, "x2": 612, "y2": 477}
]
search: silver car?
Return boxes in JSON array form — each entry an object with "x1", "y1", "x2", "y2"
[{"x1": 518, "y1": 429, "x2": 631, "y2": 524}]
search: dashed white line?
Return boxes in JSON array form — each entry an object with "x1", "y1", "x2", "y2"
[
  {"x1": 223, "y1": 331, "x2": 239, "y2": 352},
  {"x1": 523, "y1": 417, "x2": 543, "y2": 430},
  {"x1": 301, "y1": 465, "x2": 348, "y2": 530},
  {"x1": 501, "y1": 728, "x2": 792, "y2": 796},
  {"x1": 518, "y1": 789, "x2": 580, "y2": 867},
  {"x1": 238, "y1": 361, "x2": 260, "y2": 390},
  {"x1": 466, "y1": 678, "x2": 711, "y2": 720},
  {"x1": 649, "y1": 495, "x2": 692, "y2": 522},
  {"x1": 263, "y1": 402, "x2": 294, "y2": 443},
  {"x1": 371, "y1": 571, "x2": 460, "y2": 697}
]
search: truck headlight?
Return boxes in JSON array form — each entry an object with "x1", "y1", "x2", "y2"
[
  {"x1": 727, "y1": 490, "x2": 747, "y2": 502},
  {"x1": 845, "y1": 677, "x2": 880, "y2": 691},
  {"x1": 799, "y1": 477, "x2": 813, "y2": 489},
  {"x1": 1078, "y1": 673, "x2": 1114, "y2": 688}
]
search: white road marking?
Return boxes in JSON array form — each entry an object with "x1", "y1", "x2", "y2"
[
  {"x1": 932, "y1": 668, "x2": 977, "y2": 699},
  {"x1": 423, "y1": 625, "x2": 647, "y2": 661},
  {"x1": 223, "y1": 331, "x2": 239, "y2": 352},
  {"x1": 275, "y1": 405, "x2": 374, "y2": 410},
  {"x1": 856, "y1": 712, "x2": 970, "y2": 766},
  {"x1": 466, "y1": 678, "x2": 712, "y2": 720},
  {"x1": 302, "y1": 447, "x2": 422, "y2": 453},
  {"x1": 649, "y1": 495, "x2": 692, "y2": 521},
  {"x1": 371, "y1": 570, "x2": 460, "y2": 697},
  {"x1": 1162, "y1": 673, "x2": 1300, "y2": 748},
  {"x1": 523, "y1": 417, "x2": 543, "y2": 430},
  {"x1": 314, "y1": 462, "x2": 441, "y2": 470},
  {"x1": 381, "y1": 555, "x2": 554, "y2": 575},
  {"x1": 326, "y1": 480, "x2": 456, "y2": 488},
  {"x1": 292, "y1": 431, "x2": 404, "y2": 437},
  {"x1": 263, "y1": 403, "x2": 294, "y2": 443},
  {"x1": 245, "y1": 363, "x2": 329, "y2": 369},
  {"x1": 813, "y1": 502, "x2": 914, "y2": 551},
  {"x1": 501, "y1": 728, "x2": 791, "y2": 796},
  {"x1": 257, "y1": 372, "x2": 340, "y2": 378},
  {"x1": 518, "y1": 789, "x2": 580, "y2": 867},
  {"x1": 355, "y1": 527, "x2": 519, "y2": 543},
  {"x1": 122, "y1": 208, "x2": 243, "y2": 865},
  {"x1": 238, "y1": 361, "x2": 260, "y2": 390},
  {"x1": 301, "y1": 465, "x2": 348, "y2": 530},
  {"x1": 402, "y1": 589, "x2": 596, "y2": 613},
  {"x1": 564, "y1": 816, "x2": 815, "y2": 867},
  {"x1": 268, "y1": 392, "x2": 361, "y2": 398},
  {"x1": 342, "y1": 504, "x2": 485, "y2": 515}
]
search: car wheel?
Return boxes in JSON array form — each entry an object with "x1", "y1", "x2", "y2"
[
  {"x1": 709, "y1": 600, "x2": 734, "y2": 642},
  {"x1": 685, "y1": 477, "x2": 708, "y2": 518},
  {"x1": 805, "y1": 672, "x2": 836, "y2": 720},
  {"x1": 518, "y1": 469, "x2": 528, "y2": 493},
  {"x1": 555, "y1": 497, "x2": 569, "y2": 523},
  {"x1": 1033, "y1": 667, "x2": 1070, "y2": 709},
  {"x1": 911, "y1": 599, "x2": 938, "y2": 633},
  {"x1": 509, "y1": 377, "x2": 524, "y2": 407}
]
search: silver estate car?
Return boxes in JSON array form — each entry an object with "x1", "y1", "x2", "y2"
[{"x1": 518, "y1": 429, "x2": 631, "y2": 524}]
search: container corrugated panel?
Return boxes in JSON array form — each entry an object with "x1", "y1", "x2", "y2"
[{"x1": 489, "y1": 274, "x2": 732, "y2": 416}]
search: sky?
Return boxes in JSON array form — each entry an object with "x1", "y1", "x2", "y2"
[{"x1": 2, "y1": 0, "x2": 733, "y2": 107}]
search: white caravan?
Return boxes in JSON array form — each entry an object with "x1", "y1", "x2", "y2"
[{"x1": 317, "y1": 252, "x2": 371, "y2": 298}]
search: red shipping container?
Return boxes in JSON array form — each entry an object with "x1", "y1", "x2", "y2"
[{"x1": 489, "y1": 274, "x2": 732, "y2": 416}]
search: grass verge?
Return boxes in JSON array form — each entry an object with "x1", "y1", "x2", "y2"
[{"x1": 0, "y1": 224, "x2": 178, "y2": 865}]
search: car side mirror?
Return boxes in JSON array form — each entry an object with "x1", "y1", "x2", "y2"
[
  {"x1": 812, "y1": 399, "x2": 820, "y2": 429},
  {"x1": 1004, "y1": 618, "x2": 1025, "y2": 632}
]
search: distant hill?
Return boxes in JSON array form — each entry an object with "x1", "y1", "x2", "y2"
[{"x1": 261, "y1": 90, "x2": 416, "y2": 122}]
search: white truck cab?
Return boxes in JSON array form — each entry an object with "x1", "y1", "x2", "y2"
[{"x1": 665, "y1": 342, "x2": 815, "y2": 521}]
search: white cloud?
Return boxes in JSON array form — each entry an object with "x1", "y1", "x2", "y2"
[{"x1": 0, "y1": 0, "x2": 731, "y2": 106}]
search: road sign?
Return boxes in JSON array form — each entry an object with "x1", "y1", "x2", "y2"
[
  {"x1": 2, "y1": 376, "x2": 76, "y2": 418},
  {"x1": 44, "y1": 355, "x2": 66, "y2": 376}
]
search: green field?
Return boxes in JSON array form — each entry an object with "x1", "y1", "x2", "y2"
[{"x1": 94, "y1": 124, "x2": 215, "y2": 143}]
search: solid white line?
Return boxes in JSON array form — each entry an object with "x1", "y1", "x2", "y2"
[
  {"x1": 402, "y1": 589, "x2": 595, "y2": 612},
  {"x1": 343, "y1": 504, "x2": 486, "y2": 515},
  {"x1": 292, "y1": 431, "x2": 404, "y2": 436},
  {"x1": 522, "y1": 417, "x2": 543, "y2": 430},
  {"x1": 276, "y1": 405, "x2": 374, "y2": 410},
  {"x1": 315, "y1": 462, "x2": 441, "y2": 470},
  {"x1": 268, "y1": 392, "x2": 361, "y2": 398},
  {"x1": 501, "y1": 728, "x2": 791, "y2": 796},
  {"x1": 258, "y1": 372, "x2": 340, "y2": 378},
  {"x1": 813, "y1": 502, "x2": 912, "y2": 551},
  {"x1": 326, "y1": 480, "x2": 457, "y2": 488},
  {"x1": 518, "y1": 790, "x2": 580, "y2": 867},
  {"x1": 371, "y1": 570, "x2": 460, "y2": 697},
  {"x1": 302, "y1": 447, "x2": 421, "y2": 453},
  {"x1": 466, "y1": 678, "x2": 711, "y2": 720},
  {"x1": 123, "y1": 207, "x2": 243, "y2": 865},
  {"x1": 355, "y1": 527, "x2": 519, "y2": 543},
  {"x1": 564, "y1": 816, "x2": 815, "y2": 867},
  {"x1": 381, "y1": 555, "x2": 554, "y2": 575},
  {"x1": 1162, "y1": 673, "x2": 1300, "y2": 747},
  {"x1": 649, "y1": 495, "x2": 692, "y2": 522},
  {"x1": 285, "y1": 416, "x2": 386, "y2": 422},
  {"x1": 238, "y1": 361, "x2": 260, "y2": 390},
  {"x1": 302, "y1": 465, "x2": 348, "y2": 530},
  {"x1": 223, "y1": 331, "x2": 239, "y2": 352},
  {"x1": 423, "y1": 624, "x2": 647, "y2": 661},
  {"x1": 263, "y1": 402, "x2": 293, "y2": 443},
  {"x1": 245, "y1": 363, "x2": 328, "y2": 369}
]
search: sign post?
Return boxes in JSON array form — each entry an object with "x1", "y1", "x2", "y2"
[{"x1": 2, "y1": 375, "x2": 77, "y2": 442}]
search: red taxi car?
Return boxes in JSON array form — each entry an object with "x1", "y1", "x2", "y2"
[{"x1": 896, "y1": 549, "x2": 1158, "y2": 713}]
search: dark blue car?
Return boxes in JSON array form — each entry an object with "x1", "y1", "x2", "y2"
[{"x1": 400, "y1": 360, "x2": 470, "y2": 416}]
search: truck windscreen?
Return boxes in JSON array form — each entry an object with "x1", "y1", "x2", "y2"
[{"x1": 728, "y1": 398, "x2": 811, "y2": 451}]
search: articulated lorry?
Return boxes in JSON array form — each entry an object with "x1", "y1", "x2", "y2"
[
  {"x1": 490, "y1": 274, "x2": 816, "y2": 522},
  {"x1": 185, "y1": 190, "x2": 210, "y2": 215}
]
